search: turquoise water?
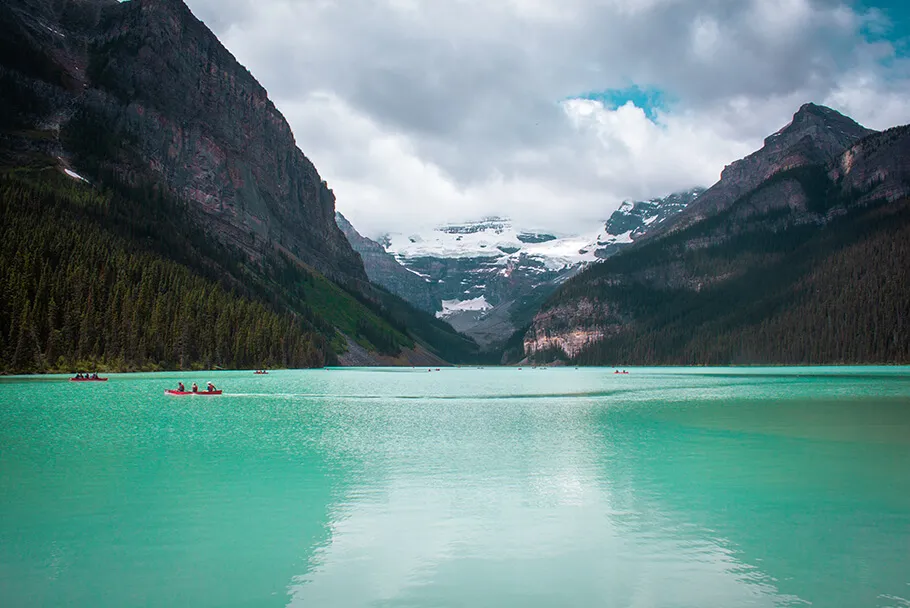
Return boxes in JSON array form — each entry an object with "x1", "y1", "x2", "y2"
[{"x1": 1, "y1": 367, "x2": 909, "y2": 607}]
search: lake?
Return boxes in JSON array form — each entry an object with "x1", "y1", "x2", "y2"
[{"x1": 1, "y1": 367, "x2": 909, "y2": 607}]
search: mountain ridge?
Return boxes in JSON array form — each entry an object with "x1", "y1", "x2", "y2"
[
  {"x1": 522, "y1": 104, "x2": 910, "y2": 365},
  {"x1": 336, "y1": 212, "x2": 439, "y2": 313},
  {"x1": 2, "y1": 0, "x2": 365, "y2": 285},
  {"x1": 653, "y1": 103, "x2": 875, "y2": 237}
]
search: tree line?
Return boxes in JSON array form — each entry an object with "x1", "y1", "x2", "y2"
[
  {"x1": 535, "y1": 191, "x2": 910, "y2": 366},
  {"x1": 0, "y1": 174, "x2": 329, "y2": 373}
]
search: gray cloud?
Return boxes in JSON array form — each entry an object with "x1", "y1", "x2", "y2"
[{"x1": 183, "y1": 0, "x2": 910, "y2": 236}]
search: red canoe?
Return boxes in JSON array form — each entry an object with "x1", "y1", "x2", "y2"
[
  {"x1": 254, "y1": 372, "x2": 268, "y2": 375},
  {"x1": 70, "y1": 377, "x2": 108, "y2": 382},
  {"x1": 164, "y1": 389, "x2": 223, "y2": 396}
]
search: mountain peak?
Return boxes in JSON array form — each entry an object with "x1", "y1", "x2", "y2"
[
  {"x1": 770, "y1": 102, "x2": 871, "y2": 145},
  {"x1": 795, "y1": 102, "x2": 832, "y2": 118},
  {"x1": 792, "y1": 102, "x2": 853, "y2": 124},
  {"x1": 655, "y1": 104, "x2": 876, "y2": 234}
]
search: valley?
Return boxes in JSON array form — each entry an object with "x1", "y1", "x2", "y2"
[
  {"x1": 339, "y1": 189, "x2": 704, "y2": 348},
  {"x1": 1, "y1": 0, "x2": 907, "y2": 371}
]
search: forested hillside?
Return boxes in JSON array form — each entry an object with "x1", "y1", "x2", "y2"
[
  {"x1": 0, "y1": 167, "x2": 476, "y2": 373},
  {"x1": 523, "y1": 112, "x2": 910, "y2": 366},
  {"x1": 565, "y1": 196, "x2": 910, "y2": 365},
  {"x1": 0, "y1": 0, "x2": 481, "y2": 372}
]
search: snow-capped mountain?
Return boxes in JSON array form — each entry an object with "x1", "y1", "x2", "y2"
[
  {"x1": 591, "y1": 188, "x2": 705, "y2": 258},
  {"x1": 338, "y1": 188, "x2": 703, "y2": 348},
  {"x1": 383, "y1": 218, "x2": 599, "y2": 268},
  {"x1": 378, "y1": 218, "x2": 594, "y2": 347}
]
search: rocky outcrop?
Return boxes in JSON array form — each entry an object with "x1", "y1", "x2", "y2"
[
  {"x1": 594, "y1": 188, "x2": 705, "y2": 258},
  {"x1": 830, "y1": 125, "x2": 910, "y2": 205},
  {"x1": 523, "y1": 299, "x2": 619, "y2": 358},
  {"x1": 658, "y1": 103, "x2": 874, "y2": 235},
  {"x1": 336, "y1": 212, "x2": 438, "y2": 312},
  {"x1": 1, "y1": 0, "x2": 366, "y2": 285}
]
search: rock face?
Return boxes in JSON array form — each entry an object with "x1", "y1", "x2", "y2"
[
  {"x1": 336, "y1": 212, "x2": 438, "y2": 313},
  {"x1": 829, "y1": 125, "x2": 910, "y2": 204},
  {"x1": 1, "y1": 0, "x2": 366, "y2": 284},
  {"x1": 657, "y1": 103, "x2": 874, "y2": 235},
  {"x1": 593, "y1": 188, "x2": 705, "y2": 258},
  {"x1": 524, "y1": 105, "x2": 910, "y2": 365},
  {"x1": 523, "y1": 300, "x2": 611, "y2": 359}
]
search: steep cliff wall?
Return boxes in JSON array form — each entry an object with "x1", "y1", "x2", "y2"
[
  {"x1": 2, "y1": 0, "x2": 366, "y2": 285},
  {"x1": 657, "y1": 103, "x2": 874, "y2": 235},
  {"x1": 336, "y1": 212, "x2": 438, "y2": 313}
]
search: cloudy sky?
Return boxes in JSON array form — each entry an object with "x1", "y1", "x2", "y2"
[{"x1": 182, "y1": 0, "x2": 910, "y2": 236}]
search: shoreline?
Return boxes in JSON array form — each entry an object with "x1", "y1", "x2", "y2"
[{"x1": 3, "y1": 363, "x2": 910, "y2": 380}]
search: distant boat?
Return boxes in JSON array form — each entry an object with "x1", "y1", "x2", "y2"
[
  {"x1": 70, "y1": 377, "x2": 108, "y2": 382},
  {"x1": 254, "y1": 371, "x2": 268, "y2": 375},
  {"x1": 164, "y1": 389, "x2": 222, "y2": 396}
]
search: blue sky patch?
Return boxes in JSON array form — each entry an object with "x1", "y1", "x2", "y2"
[
  {"x1": 857, "y1": 0, "x2": 910, "y2": 56},
  {"x1": 573, "y1": 85, "x2": 672, "y2": 121}
]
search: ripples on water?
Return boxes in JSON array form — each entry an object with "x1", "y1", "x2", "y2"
[{"x1": 1, "y1": 367, "x2": 909, "y2": 607}]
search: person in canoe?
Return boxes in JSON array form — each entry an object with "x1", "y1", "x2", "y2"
[
  {"x1": 177, "y1": 382, "x2": 185, "y2": 392},
  {"x1": 192, "y1": 382, "x2": 198, "y2": 393},
  {"x1": 206, "y1": 382, "x2": 216, "y2": 393},
  {"x1": 74, "y1": 373, "x2": 82, "y2": 379},
  {"x1": 91, "y1": 372, "x2": 99, "y2": 380}
]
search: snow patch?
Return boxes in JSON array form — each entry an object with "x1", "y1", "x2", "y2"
[
  {"x1": 63, "y1": 168, "x2": 89, "y2": 183},
  {"x1": 435, "y1": 296, "x2": 492, "y2": 318},
  {"x1": 43, "y1": 24, "x2": 65, "y2": 38},
  {"x1": 384, "y1": 218, "x2": 600, "y2": 267},
  {"x1": 598, "y1": 229, "x2": 634, "y2": 245},
  {"x1": 404, "y1": 267, "x2": 431, "y2": 280},
  {"x1": 613, "y1": 230, "x2": 634, "y2": 244}
]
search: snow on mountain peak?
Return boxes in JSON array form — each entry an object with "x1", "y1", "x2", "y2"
[
  {"x1": 354, "y1": 188, "x2": 703, "y2": 340},
  {"x1": 382, "y1": 218, "x2": 600, "y2": 269},
  {"x1": 436, "y1": 296, "x2": 492, "y2": 318}
]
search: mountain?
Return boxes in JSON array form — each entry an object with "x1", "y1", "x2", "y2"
[
  {"x1": 592, "y1": 188, "x2": 705, "y2": 258},
  {"x1": 0, "y1": 0, "x2": 476, "y2": 371},
  {"x1": 523, "y1": 106, "x2": 910, "y2": 365},
  {"x1": 376, "y1": 218, "x2": 596, "y2": 347},
  {"x1": 335, "y1": 212, "x2": 438, "y2": 313},
  {"x1": 337, "y1": 190, "x2": 702, "y2": 350},
  {"x1": 655, "y1": 103, "x2": 874, "y2": 235},
  {"x1": 3, "y1": 0, "x2": 364, "y2": 284}
]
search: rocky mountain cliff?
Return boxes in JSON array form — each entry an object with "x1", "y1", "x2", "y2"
[
  {"x1": 592, "y1": 188, "x2": 704, "y2": 258},
  {"x1": 523, "y1": 106, "x2": 910, "y2": 365},
  {"x1": 336, "y1": 212, "x2": 438, "y2": 313},
  {"x1": 656, "y1": 103, "x2": 874, "y2": 236},
  {"x1": 1, "y1": 0, "x2": 364, "y2": 284},
  {"x1": 0, "y1": 0, "x2": 480, "y2": 370}
]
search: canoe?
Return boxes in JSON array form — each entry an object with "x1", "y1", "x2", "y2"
[
  {"x1": 164, "y1": 389, "x2": 222, "y2": 396},
  {"x1": 70, "y1": 377, "x2": 108, "y2": 382},
  {"x1": 254, "y1": 372, "x2": 268, "y2": 375}
]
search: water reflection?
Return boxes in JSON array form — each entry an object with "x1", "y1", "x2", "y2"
[
  {"x1": 286, "y1": 368, "x2": 904, "y2": 607},
  {"x1": 597, "y1": 396, "x2": 910, "y2": 608},
  {"x1": 1, "y1": 368, "x2": 908, "y2": 607}
]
